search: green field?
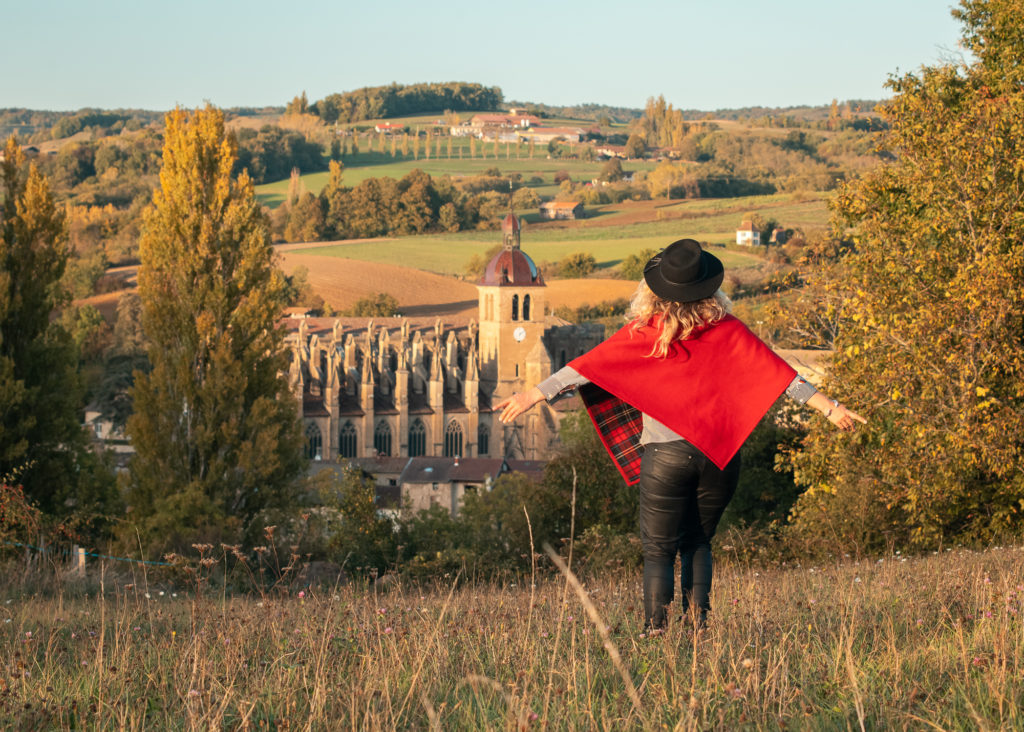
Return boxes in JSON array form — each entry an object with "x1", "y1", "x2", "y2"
[
  {"x1": 298, "y1": 232, "x2": 764, "y2": 276},
  {"x1": 281, "y1": 192, "x2": 829, "y2": 277}
]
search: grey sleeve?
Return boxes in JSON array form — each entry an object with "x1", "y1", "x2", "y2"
[
  {"x1": 536, "y1": 366, "x2": 590, "y2": 402},
  {"x1": 785, "y1": 375, "x2": 817, "y2": 404}
]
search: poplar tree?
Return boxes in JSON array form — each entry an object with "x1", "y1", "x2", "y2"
[
  {"x1": 788, "y1": 0, "x2": 1024, "y2": 549},
  {"x1": 0, "y1": 138, "x2": 115, "y2": 519},
  {"x1": 127, "y1": 107, "x2": 303, "y2": 550}
]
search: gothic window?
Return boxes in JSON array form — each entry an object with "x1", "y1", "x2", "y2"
[
  {"x1": 444, "y1": 420, "x2": 463, "y2": 458},
  {"x1": 304, "y1": 423, "x2": 322, "y2": 461},
  {"x1": 523, "y1": 294, "x2": 531, "y2": 321},
  {"x1": 339, "y1": 421, "x2": 357, "y2": 459},
  {"x1": 374, "y1": 420, "x2": 392, "y2": 457},
  {"x1": 477, "y1": 424, "x2": 490, "y2": 456},
  {"x1": 511, "y1": 294, "x2": 519, "y2": 321},
  {"x1": 409, "y1": 418, "x2": 427, "y2": 457}
]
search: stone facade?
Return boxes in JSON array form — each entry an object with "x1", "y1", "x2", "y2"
[{"x1": 286, "y1": 214, "x2": 604, "y2": 464}]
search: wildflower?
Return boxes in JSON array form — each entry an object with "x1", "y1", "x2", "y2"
[
  {"x1": 144, "y1": 593, "x2": 151, "y2": 599},
  {"x1": 133, "y1": 626, "x2": 141, "y2": 632},
  {"x1": 188, "y1": 689, "x2": 200, "y2": 698},
  {"x1": 159, "y1": 591, "x2": 165, "y2": 597},
  {"x1": 384, "y1": 627, "x2": 393, "y2": 634},
  {"x1": 741, "y1": 658, "x2": 754, "y2": 670},
  {"x1": 24, "y1": 631, "x2": 31, "y2": 638},
  {"x1": 854, "y1": 577, "x2": 861, "y2": 583},
  {"x1": 298, "y1": 590, "x2": 306, "y2": 599}
]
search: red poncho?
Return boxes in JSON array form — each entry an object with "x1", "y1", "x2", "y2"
[{"x1": 569, "y1": 315, "x2": 795, "y2": 484}]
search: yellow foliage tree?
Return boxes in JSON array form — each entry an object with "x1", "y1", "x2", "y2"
[{"x1": 787, "y1": 0, "x2": 1024, "y2": 550}]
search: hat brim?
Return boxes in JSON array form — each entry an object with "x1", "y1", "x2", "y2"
[{"x1": 644, "y1": 250, "x2": 725, "y2": 303}]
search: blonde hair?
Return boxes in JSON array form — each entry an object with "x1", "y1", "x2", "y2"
[{"x1": 627, "y1": 281, "x2": 732, "y2": 358}]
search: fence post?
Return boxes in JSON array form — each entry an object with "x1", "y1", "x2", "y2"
[{"x1": 73, "y1": 545, "x2": 86, "y2": 578}]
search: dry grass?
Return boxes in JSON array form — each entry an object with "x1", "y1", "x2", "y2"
[{"x1": 3, "y1": 546, "x2": 1024, "y2": 729}]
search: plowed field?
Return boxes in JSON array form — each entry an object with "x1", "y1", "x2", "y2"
[{"x1": 278, "y1": 252, "x2": 638, "y2": 318}]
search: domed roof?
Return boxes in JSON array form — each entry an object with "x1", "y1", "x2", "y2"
[{"x1": 481, "y1": 247, "x2": 544, "y2": 287}]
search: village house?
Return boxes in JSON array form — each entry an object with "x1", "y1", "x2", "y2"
[
  {"x1": 517, "y1": 126, "x2": 586, "y2": 144},
  {"x1": 539, "y1": 201, "x2": 585, "y2": 220},
  {"x1": 736, "y1": 220, "x2": 760, "y2": 246},
  {"x1": 373, "y1": 122, "x2": 406, "y2": 134}
]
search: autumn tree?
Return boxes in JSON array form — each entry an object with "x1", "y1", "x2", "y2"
[
  {"x1": 0, "y1": 138, "x2": 117, "y2": 522},
  {"x1": 787, "y1": 0, "x2": 1024, "y2": 550},
  {"x1": 126, "y1": 107, "x2": 304, "y2": 552}
]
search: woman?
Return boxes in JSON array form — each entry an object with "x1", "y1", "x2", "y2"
[{"x1": 496, "y1": 239, "x2": 866, "y2": 631}]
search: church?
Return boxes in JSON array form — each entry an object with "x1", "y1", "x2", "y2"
[{"x1": 284, "y1": 213, "x2": 605, "y2": 464}]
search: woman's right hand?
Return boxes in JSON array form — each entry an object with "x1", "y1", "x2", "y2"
[{"x1": 495, "y1": 387, "x2": 545, "y2": 424}]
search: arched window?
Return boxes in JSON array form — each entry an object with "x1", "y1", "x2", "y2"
[
  {"x1": 339, "y1": 421, "x2": 357, "y2": 459},
  {"x1": 444, "y1": 420, "x2": 463, "y2": 458},
  {"x1": 409, "y1": 418, "x2": 426, "y2": 457},
  {"x1": 374, "y1": 421, "x2": 392, "y2": 457},
  {"x1": 511, "y1": 294, "x2": 519, "y2": 321},
  {"x1": 304, "y1": 423, "x2": 322, "y2": 461},
  {"x1": 523, "y1": 294, "x2": 531, "y2": 321},
  {"x1": 477, "y1": 424, "x2": 489, "y2": 456}
]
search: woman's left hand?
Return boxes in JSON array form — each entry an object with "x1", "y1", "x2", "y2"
[{"x1": 827, "y1": 403, "x2": 867, "y2": 432}]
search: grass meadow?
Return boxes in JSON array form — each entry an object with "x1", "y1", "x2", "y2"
[
  {"x1": 284, "y1": 193, "x2": 828, "y2": 278},
  {"x1": 3, "y1": 544, "x2": 1023, "y2": 729}
]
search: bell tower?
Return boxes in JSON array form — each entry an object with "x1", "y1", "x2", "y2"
[{"x1": 476, "y1": 213, "x2": 547, "y2": 392}]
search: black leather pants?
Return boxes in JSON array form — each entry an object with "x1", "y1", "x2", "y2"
[{"x1": 638, "y1": 440, "x2": 740, "y2": 629}]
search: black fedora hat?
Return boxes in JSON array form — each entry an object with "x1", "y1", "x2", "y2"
[{"x1": 643, "y1": 238, "x2": 725, "y2": 303}]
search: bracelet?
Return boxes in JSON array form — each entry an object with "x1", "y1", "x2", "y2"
[{"x1": 824, "y1": 399, "x2": 839, "y2": 418}]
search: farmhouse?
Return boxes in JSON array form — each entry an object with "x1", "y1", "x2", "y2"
[
  {"x1": 539, "y1": 201, "x2": 585, "y2": 220},
  {"x1": 736, "y1": 220, "x2": 760, "y2": 246},
  {"x1": 517, "y1": 126, "x2": 586, "y2": 144},
  {"x1": 374, "y1": 122, "x2": 406, "y2": 134},
  {"x1": 284, "y1": 213, "x2": 604, "y2": 467}
]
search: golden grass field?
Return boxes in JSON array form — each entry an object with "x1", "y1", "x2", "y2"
[
  {"x1": 3, "y1": 544, "x2": 1023, "y2": 729},
  {"x1": 278, "y1": 251, "x2": 639, "y2": 318}
]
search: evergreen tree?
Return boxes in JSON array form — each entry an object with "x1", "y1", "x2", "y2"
[
  {"x1": 788, "y1": 0, "x2": 1024, "y2": 550},
  {"x1": 126, "y1": 107, "x2": 304, "y2": 551},
  {"x1": 0, "y1": 138, "x2": 116, "y2": 521}
]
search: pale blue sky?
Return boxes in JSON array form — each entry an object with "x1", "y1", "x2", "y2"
[{"x1": 4, "y1": 0, "x2": 964, "y2": 112}]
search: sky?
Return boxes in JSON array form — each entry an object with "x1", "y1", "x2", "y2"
[{"x1": 3, "y1": 0, "x2": 965, "y2": 113}]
